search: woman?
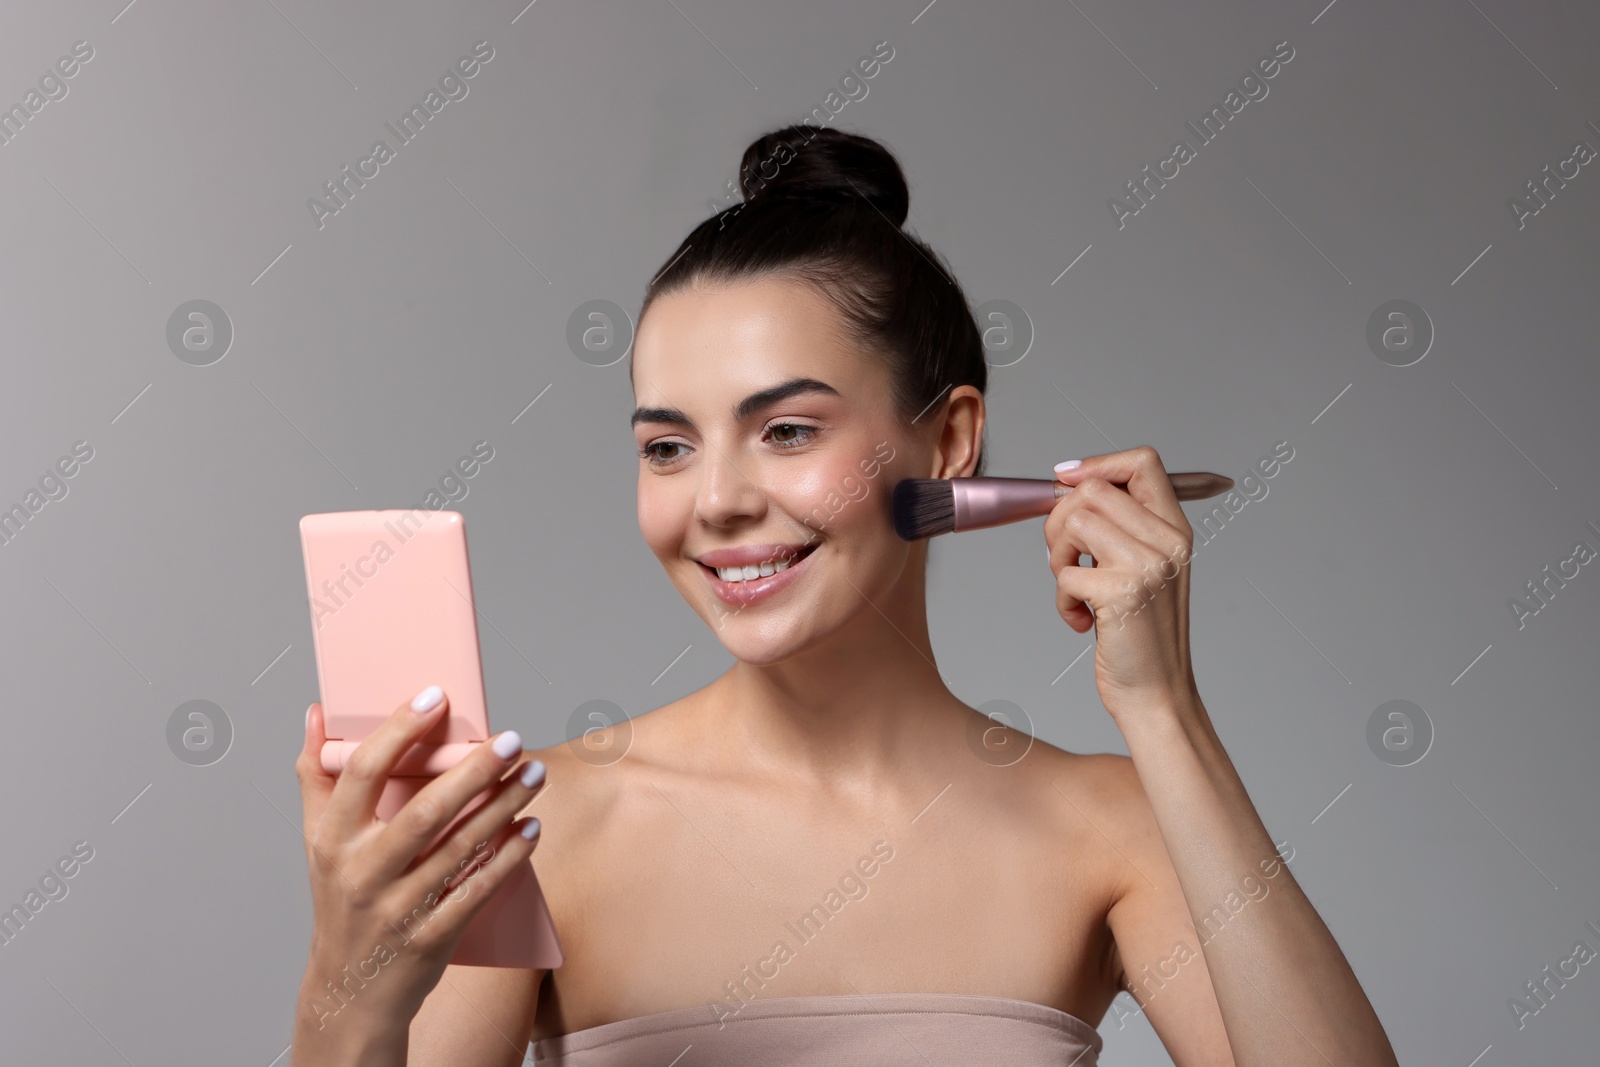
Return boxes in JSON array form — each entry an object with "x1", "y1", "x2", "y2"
[{"x1": 290, "y1": 125, "x2": 1398, "y2": 1065}]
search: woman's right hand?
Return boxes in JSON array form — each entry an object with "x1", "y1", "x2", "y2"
[{"x1": 290, "y1": 686, "x2": 548, "y2": 1066}]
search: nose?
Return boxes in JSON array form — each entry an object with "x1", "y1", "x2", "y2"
[{"x1": 693, "y1": 443, "x2": 766, "y2": 528}]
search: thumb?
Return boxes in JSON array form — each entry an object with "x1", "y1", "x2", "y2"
[{"x1": 296, "y1": 702, "x2": 336, "y2": 835}]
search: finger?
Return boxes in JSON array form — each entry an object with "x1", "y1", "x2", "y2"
[
  {"x1": 319, "y1": 686, "x2": 452, "y2": 839},
  {"x1": 296, "y1": 702, "x2": 336, "y2": 843},
  {"x1": 392, "y1": 817, "x2": 544, "y2": 956},
  {"x1": 1062, "y1": 566, "x2": 1113, "y2": 633},
  {"x1": 402, "y1": 751, "x2": 546, "y2": 897},
  {"x1": 1048, "y1": 493, "x2": 1191, "y2": 624},
  {"x1": 1053, "y1": 446, "x2": 1191, "y2": 534},
  {"x1": 1045, "y1": 503, "x2": 1096, "y2": 629},
  {"x1": 1056, "y1": 565, "x2": 1126, "y2": 631},
  {"x1": 1058, "y1": 590, "x2": 1095, "y2": 633},
  {"x1": 1047, "y1": 477, "x2": 1192, "y2": 566},
  {"x1": 369, "y1": 733, "x2": 542, "y2": 882},
  {"x1": 1045, "y1": 485, "x2": 1153, "y2": 574},
  {"x1": 453, "y1": 816, "x2": 543, "y2": 910}
]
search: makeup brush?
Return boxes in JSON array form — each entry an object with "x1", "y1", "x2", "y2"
[{"x1": 891, "y1": 471, "x2": 1235, "y2": 541}]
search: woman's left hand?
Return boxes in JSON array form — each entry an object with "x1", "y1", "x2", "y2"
[{"x1": 1044, "y1": 446, "x2": 1199, "y2": 720}]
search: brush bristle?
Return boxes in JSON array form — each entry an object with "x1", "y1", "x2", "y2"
[{"x1": 892, "y1": 479, "x2": 956, "y2": 540}]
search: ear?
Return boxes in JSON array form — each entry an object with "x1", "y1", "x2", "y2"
[{"x1": 930, "y1": 385, "x2": 985, "y2": 479}]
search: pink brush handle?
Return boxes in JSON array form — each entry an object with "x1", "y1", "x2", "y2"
[
  {"x1": 951, "y1": 478, "x2": 1063, "y2": 533},
  {"x1": 951, "y1": 472, "x2": 1226, "y2": 532}
]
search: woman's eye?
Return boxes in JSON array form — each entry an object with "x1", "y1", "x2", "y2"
[
  {"x1": 639, "y1": 425, "x2": 815, "y2": 466},
  {"x1": 766, "y1": 423, "x2": 817, "y2": 448},
  {"x1": 639, "y1": 441, "x2": 688, "y2": 465}
]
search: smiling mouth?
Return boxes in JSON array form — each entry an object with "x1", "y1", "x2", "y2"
[{"x1": 698, "y1": 542, "x2": 818, "y2": 583}]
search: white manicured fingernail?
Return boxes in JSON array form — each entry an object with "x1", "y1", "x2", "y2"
[
  {"x1": 519, "y1": 759, "x2": 546, "y2": 788},
  {"x1": 411, "y1": 685, "x2": 444, "y2": 712},
  {"x1": 1054, "y1": 459, "x2": 1082, "y2": 473},
  {"x1": 520, "y1": 817, "x2": 542, "y2": 840},
  {"x1": 492, "y1": 730, "x2": 522, "y2": 760},
  {"x1": 306, "y1": 705, "x2": 313, "y2": 730}
]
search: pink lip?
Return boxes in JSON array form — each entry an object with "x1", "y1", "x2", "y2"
[{"x1": 700, "y1": 543, "x2": 818, "y2": 608}]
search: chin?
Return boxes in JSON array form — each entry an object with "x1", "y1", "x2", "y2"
[
  {"x1": 704, "y1": 608, "x2": 819, "y2": 666},
  {"x1": 721, "y1": 638, "x2": 799, "y2": 667}
]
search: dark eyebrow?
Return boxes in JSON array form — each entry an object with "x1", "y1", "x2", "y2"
[{"x1": 630, "y1": 377, "x2": 841, "y2": 430}]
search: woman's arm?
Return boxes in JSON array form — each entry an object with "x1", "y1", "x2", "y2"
[
  {"x1": 1100, "y1": 699, "x2": 1395, "y2": 1066},
  {"x1": 1045, "y1": 447, "x2": 1397, "y2": 1066},
  {"x1": 407, "y1": 965, "x2": 543, "y2": 1066}
]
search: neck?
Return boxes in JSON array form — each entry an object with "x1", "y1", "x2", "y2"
[{"x1": 699, "y1": 542, "x2": 966, "y2": 790}]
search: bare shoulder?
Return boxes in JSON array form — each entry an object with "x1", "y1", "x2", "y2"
[
  {"x1": 521, "y1": 695, "x2": 697, "y2": 818},
  {"x1": 1007, "y1": 735, "x2": 1163, "y2": 901},
  {"x1": 516, "y1": 697, "x2": 695, "y2": 920},
  {"x1": 522, "y1": 707, "x2": 657, "y2": 833},
  {"x1": 1018, "y1": 733, "x2": 1150, "y2": 829}
]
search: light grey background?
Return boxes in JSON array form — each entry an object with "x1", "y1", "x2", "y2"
[{"x1": 2, "y1": 0, "x2": 1597, "y2": 1063}]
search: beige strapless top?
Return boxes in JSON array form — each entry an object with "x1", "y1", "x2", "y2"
[{"x1": 531, "y1": 992, "x2": 1103, "y2": 1065}]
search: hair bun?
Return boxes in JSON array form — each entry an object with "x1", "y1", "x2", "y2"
[{"x1": 737, "y1": 126, "x2": 910, "y2": 227}]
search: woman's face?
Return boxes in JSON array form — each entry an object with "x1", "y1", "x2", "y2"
[{"x1": 631, "y1": 275, "x2": 914, "y2": 665}]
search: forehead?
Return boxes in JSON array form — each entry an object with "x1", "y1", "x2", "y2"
[{"x1": 632, "y1": 275, "x2": 873, "y2": 401}]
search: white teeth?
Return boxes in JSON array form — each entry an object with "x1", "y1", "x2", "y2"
[{"x1": 714, "y1": 550, "x2": 804, "y2": 582}]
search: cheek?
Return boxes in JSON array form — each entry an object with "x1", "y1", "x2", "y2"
[
  {"x1": 784, "y1": 454, "x2": 892, "y2": 535},
  {"x1": 636, "y1": 481, "x2": 683, "y2": 555},
  {"x1": 782, "y1": 464, "x2": 843, "y2": 529},
  {"x1": 786, "y1": 466, "x2": 836, "y2": 514}
]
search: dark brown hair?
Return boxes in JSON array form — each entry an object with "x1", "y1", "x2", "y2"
[{"x1": 635, "y1": 124, "x2": 989, "y2": 476}]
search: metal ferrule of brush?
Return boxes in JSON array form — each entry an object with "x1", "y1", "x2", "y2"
[{"x1": 951, "y1": 477, "x2": 1063, "y2": 533}]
